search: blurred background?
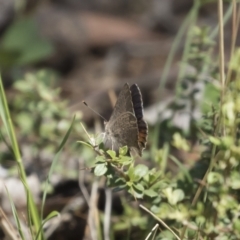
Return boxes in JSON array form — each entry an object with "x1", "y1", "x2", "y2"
[
  {"x1": 0, "y1": 0, "x2": 234, "y2": 239},
  {"x1": 1, "y1": 0, "x2": 222, "y2": 116}
]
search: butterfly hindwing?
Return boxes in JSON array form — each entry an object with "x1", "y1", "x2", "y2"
[
  {"x1": 130, "y1": 84, "x2": 148, "y2": 152},
  {"x1": 105, "y1": 112, "x2": 139, "y2": 154},
  {"x1": 104, "y1": 83, "x2": 148, "y2": 156}
]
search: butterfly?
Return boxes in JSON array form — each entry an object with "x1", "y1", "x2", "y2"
[{"x1": 104, "y1": 83, "x2": 148, "y2": 156}]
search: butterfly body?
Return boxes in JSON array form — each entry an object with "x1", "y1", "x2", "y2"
[{"x1": 104, "y1": 83, "x2": 148, "y2": 156}]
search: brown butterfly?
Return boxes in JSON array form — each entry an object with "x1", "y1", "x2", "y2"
[{"x1": 104, "y1": 83, "x2": 148, "y2": 156}]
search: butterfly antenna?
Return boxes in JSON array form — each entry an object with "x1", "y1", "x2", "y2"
[{"x1": 82, "y1": 101, "x2": 108, "y2": 122}]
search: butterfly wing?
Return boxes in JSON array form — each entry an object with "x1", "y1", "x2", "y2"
[
  {"x1": 108, "y1": 83, "x2": 134, "y2": 122},
  {"x1": 104, "y1": 83, "x2": 147, "y2": 156},
  {"x1": 104, "y1": 112, "x2": 140, "y2": 155},
  {"x1": 130, "y1": 84, "x2": 148, "y2": 152}
]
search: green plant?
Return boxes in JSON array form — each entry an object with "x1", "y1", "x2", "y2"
[
  {"x1": 79, "y1": 2, "x2": 240, "y2": 240},
  {"x1": 0, "y1": 17, "x2": 53, "y2": 70},
  {"x1": 0, "y1": 70, "x2": 80, "y2": 239},
  {"x1": 0, "y1": 70, "x2": 82, "y2": 163},
  {"x1": 1, "y1": 1, "x2": 240, "y2": 239}
]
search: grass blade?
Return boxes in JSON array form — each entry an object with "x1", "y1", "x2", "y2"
[
  {"x1": 0, "y1": 75, "x2": 41, "y2": 237},
  {"x1": 41, "y1": 115, "x2": 76, "y2": 220},
  {"x1": 5, "y1": 186, "x2": 26, "y2": 240}
]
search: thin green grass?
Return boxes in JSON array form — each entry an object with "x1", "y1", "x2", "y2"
[
  {"x1": 40, "y1": 115, "x2": 76, "y2": 221},
  {"x1": 5, "y1": 186, "x2": 26, "y2": 240},
  {"x1": 0, "y1": 75, "x2": 41, "y2": 237},
  {"x1": 0, "y1": 75, "x2": 76, "y2": 239},
  {"x1": 176, "y1": 0, "x2": 201, "y2": 94}
]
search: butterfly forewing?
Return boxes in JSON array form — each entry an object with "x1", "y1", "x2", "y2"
[{"x1": 108, "y1": 83, "x2": 134, "y2": 123}]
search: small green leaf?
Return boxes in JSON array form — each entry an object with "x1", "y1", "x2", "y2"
[
  {"x1": 230, "y1": 172, "x2": 240, "y2": 189},
  {"x1": 95, "y1": 156, "x2": 106, "y2": 163},
  {"x1": 126, "y1": 181, "x2": 133, "y2": 187},
  {"x1": 133, "y1": 183, "x2": 144, "y2": 192},
  {"x1": 134, "y1": 164, "x2": 148, "y2": 180},
  {"x1": 221, "y1": 136, "x2": 234, "y2": 148},
  {"x1": 94, "y1": 163, "x2": 107, "y2": 176},
  {"x1": 144, "y1": 189, "x2": 158, "y2": 198},
  {"x1": 170, "y1": 189, "x2": 184, "y2": 205},
  {"x1": 107, "y1": 150, "x2": 116, "y2": 159},
  {"x1": 117, "y1": 156, "x2": 132, "y2": 165},
  {"x1": 151, "y1": 205, "x2": 161, "y2": 214},
  {"x1": 119, "y1": 146, "x2": 128, "y2": 156},
  {"x1": 129, "y1": 186, "x2": 143, "y2": 199},
  {"x1": 16, "y1": 113, "x2": 33, "y2": 134},
  {"x1": 14, "y1": 80, "x2": 33, "y2": 92},
  {"x1": 151, "y1": 180, "x2": 169, "y2": 190},
  {"x1": 127, "y1": 165, "x2": 135, "y2": 180},
  {"x1": 209, "y1": 136, "x2": 221, "y2": 145},
  {"x1": 172, "y1": 132, "x2": 190, "y2": 151},
  {"x1": 207, "y1": 172, "x2": 224, "y2": 184},
  {"x1": 233, "y1": 219, "x2": 240, "y2": 231},
  {"x1": 163, "y1": 188, "x2": 184, "y2": 205}
]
